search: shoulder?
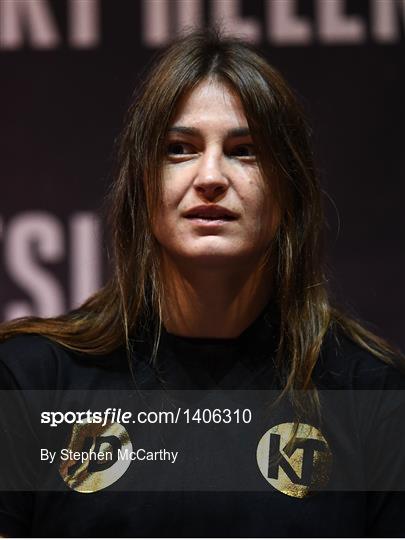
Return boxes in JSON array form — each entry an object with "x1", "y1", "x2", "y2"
[
  {"x1": 0, "y1": 334, "x2": 128, "y2": 389},
  {"x1": 314, "y1": 327, "x2": 405, "y2": 390},
  {"x1": 0, "y1": 334, "x2": 65, "y2": 389}
]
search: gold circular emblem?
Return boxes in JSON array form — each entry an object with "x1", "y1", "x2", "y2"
[
  {"x1": 59, "y1": 422, "x2": 132, "y2": 493},
  {"x1": 256, "y1": 422, "x2": 332, "y2": 498}
]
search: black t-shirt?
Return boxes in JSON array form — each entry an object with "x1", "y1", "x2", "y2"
[{"x1": 0, "y1": 307, "x2": 404, "y2": 537}]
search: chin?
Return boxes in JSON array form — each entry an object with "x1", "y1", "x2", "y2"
[
  {"x1": 183, "y1": 240, "x2": 243, "y2": 257},
  {"x1": 160, "y1": 236, "x2": 261, "y2": 265},
  {"x1": 175, "y1": 246, "x2": 258, "y2": 267}
]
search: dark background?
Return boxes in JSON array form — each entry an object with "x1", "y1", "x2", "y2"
[{"x1": 0, "y1": 0, "x2": 403, "y2": 348}]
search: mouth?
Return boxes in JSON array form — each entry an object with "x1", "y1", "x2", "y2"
[
  {"x1": 183, "y1": 205, "x2": 239, "y2": 222},
  {"x1": 185, "y1": 215, "x2": 236, "y2": 222}
]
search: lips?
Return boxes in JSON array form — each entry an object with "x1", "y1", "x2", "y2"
[{"x1": 183, "y1": 205, "x2": 238, "y2": 221}]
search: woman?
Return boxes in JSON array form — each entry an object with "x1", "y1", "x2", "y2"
[{"x1": 0, "y1": 28, "x2": 404, "y2": 537}]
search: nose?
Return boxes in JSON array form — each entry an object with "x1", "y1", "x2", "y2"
[{"x1": 193, "y1": 150, "x2": 229, "y2": 201}]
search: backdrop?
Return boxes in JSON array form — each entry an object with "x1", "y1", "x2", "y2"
[{"x1": 0, "y1": 0, "x2": 403, "y2": 348}]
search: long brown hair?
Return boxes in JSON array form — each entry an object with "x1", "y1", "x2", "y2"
[{"x1": 0, "y1": 28, "x2": 401, "y2": 415}]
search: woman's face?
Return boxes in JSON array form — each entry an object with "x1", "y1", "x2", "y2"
[{"x1": 152, "y1": 79, "x2": 278, "y2": 268}]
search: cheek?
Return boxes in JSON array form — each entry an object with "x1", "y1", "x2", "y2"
[
  {"x1": 245, "y1": 184, "x2": 278, "y2": 239},
  {"x1": 242, "y1": 180, "x2": 268, "y2": 216},
  {"x1": 152, "y1": 172, "x2": 185, "y2": 240},
  {"x1": 159, "y1": 169, "x2": 191, "y2": 217}
]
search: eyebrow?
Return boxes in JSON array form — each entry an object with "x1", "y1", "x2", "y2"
[{"x1": 167, "y1": 126, "x2": 251, "y2": 138}]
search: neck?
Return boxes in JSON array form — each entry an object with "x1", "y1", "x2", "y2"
[{"x1": 159, "y1": 254, "x2": 273, "y2": 338}]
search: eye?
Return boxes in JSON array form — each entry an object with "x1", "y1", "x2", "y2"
[
  {"x1": 229, "y1": 144, "x2": 256, "y2": 158},
  {"x1": 166, "y1": 142, "x2": 196, "y2": 156}
]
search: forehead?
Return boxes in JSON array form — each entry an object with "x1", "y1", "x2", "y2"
[{"x1": 170, "y1": 79, "x2": 249, "y2": 129}]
